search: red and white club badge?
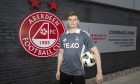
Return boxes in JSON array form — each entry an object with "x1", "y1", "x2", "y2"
[{"x1": 19, "y1": 11, "x2": 65, "y2": 57}]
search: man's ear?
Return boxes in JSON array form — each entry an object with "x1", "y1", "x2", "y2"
[{"x1": 78, "y1": 20, "x2": 80, "y2": 24}]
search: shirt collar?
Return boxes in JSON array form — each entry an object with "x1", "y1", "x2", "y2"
[{"x1": 66, "y1": 29, "x2": 81, "y2": 34}]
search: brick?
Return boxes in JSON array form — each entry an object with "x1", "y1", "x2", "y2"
[{"x1": 0, "y1": 33, "x2": 9, "y2": 36}]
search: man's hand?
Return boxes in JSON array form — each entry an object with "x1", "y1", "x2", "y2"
[
  {"x1": 95, "y1": 73, "x2": 104, "y2": 84},
  {"x1": 56, "y1": 71, "x2": 60, "y2": 80}
]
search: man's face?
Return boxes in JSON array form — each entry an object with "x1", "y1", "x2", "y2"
[{"x1": 67, "y1": 15, "x2": 79, "y2": 28}]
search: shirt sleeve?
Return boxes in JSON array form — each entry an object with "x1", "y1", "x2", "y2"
[
  {"x1": 83, "y1": 30, "x2": 94, "y2": 50},
  {"x1": 59, "y1": 34, "x2": 64, "y2": 49}
]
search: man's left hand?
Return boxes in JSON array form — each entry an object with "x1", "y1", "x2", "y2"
[{"x1": 95, "y1": 73, "x2": 104, "y2": 84}]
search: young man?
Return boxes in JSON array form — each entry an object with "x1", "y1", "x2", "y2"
[{"x1": 56, "y1": 11, "x2": 104, "y2": 84}]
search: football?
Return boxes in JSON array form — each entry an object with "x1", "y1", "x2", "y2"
[{"x1": 81, "y1": 51, "x2": 96, "y2": 67}]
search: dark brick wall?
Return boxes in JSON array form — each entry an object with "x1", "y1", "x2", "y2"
[{"x1": 0, "y1": 0, "x2": 140, "y2": 84}]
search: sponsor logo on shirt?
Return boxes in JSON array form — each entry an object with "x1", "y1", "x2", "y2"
[{"x1": 63, "y1": 43, "x2": 79, "y2": 48}]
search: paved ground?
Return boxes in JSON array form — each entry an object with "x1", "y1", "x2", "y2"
[
  {"x1": 86, "y1": 67, "x2": 140, "y2": 84},
  {"x1": 102, "y1": 71, "x2": 140, "y2": 84}
]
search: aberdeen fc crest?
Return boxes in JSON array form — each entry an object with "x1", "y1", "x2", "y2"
[{"x1": 19, "y1": 11, "x2": 65, "y2": 57}]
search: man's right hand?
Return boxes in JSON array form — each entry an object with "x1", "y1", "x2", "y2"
[{"x1": 56, "y1": 71, "x2": 60, "y2": 80}]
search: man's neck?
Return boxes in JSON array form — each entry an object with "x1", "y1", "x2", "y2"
[{"x1": 69, "y1": 27, "x2": 77, "y2": 33}]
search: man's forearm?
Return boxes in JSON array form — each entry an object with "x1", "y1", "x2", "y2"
[
  {"x1": 57, "y1": 49, "x2": 63, "y2": 73},
  {"x1": 57, "y1": 59, "x2": 62, "y2": 73},
  {"x1": 96, "y1": 52, "x2": 102, "y2": 74},
  {"x1": 91, "y1": 46, "x2": 102, "y2": 74}
]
